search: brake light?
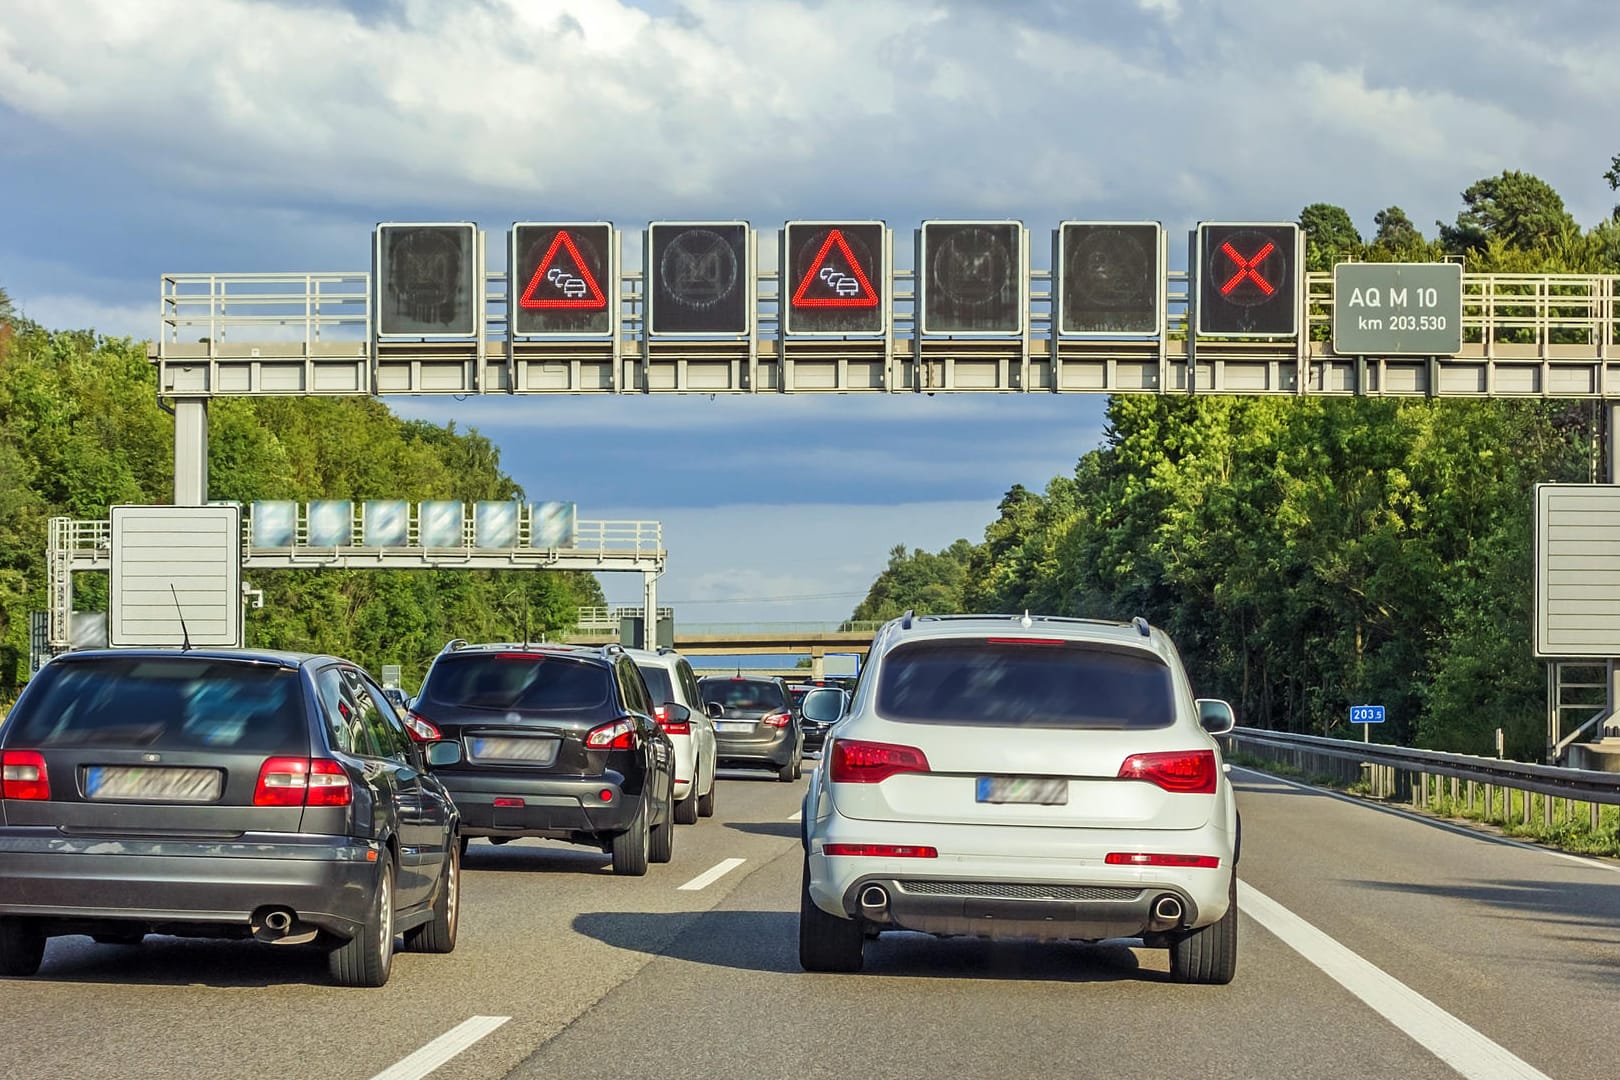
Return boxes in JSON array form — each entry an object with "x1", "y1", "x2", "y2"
[
  {"x1": 761, "y1": 710, "x2": 792, "y2": 729},
  {"x1": 1116, "y1": 750, "x2": 1217, "y2": 794},
  {"x1": 1, "y1": 751, "x2": 50, "y2": 801},
  {"x1": 1105, "y1": 852, "x2": 1220, "y2": 868},
  {"x1": 985, "y1": 637, "x2": 1065, "y2": 645},
  {"x1": 585, "y1": 719, "x2": 638, "y2": 750},
  {"x1": 255, "y1": 757, "x2": 353, "y2": 807},
  {"x1": 403, "y1": 710, "x2": 441, "y2": 742},
  {"x1": 824, "y1": 843, "x2": 938, "y2": 858},
  {"x1": 655, "y1": 707, "x2": 691, "y2": 736},
  {"x1": 828, "y1": 739, "x2": 930, "y2": 784}
]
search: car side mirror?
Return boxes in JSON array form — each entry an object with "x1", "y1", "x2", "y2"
[
  {"x1": 1196, "y1": 699, "x2": 1235, "y2": 736},
  {"x1": 426, "y1": 741, "x2": 462, "y2": 768},
  {"x1": 662, "y1": 703, "x2": 691, "y2": 725},
  {"x1": 800, "y1": 688, "x2": 846, "y2": 724},
  {"x1": 704, "y1": 701, "x2": 723, "y2": 719}
]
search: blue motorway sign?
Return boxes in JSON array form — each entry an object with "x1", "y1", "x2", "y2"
[{"x1": 1349, "y1": 704, "x2": 1386, "y2": 724}]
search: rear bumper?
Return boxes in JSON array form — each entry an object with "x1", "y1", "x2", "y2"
[
  {"x1": 0, "y1": 829, "x2": 380, "y2": 939},
  {"x1": 805, "y1": 816, "x2": 1233, "y2": 941},
  {"x1": 441, "y1": 772, "x2": 641, "y2": 839},
  {"x1": 715, "y1": 729, "x2": 796, "y2": 768}
]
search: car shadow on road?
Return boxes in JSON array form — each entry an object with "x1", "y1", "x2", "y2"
[
  {"x1": 572, "y1": 908, "x2": 1148, "y2": 983},
  {"x1": 24, "y1": 935, "x2": 335, "y2": 988},
  {"x1": 723, "y1": 821, "x2": 801, "y2": 840},
  {"x1": 461, "y1": 841, "x2": 614, "y2": 875}
]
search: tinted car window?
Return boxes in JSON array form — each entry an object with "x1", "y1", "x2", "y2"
[
  {"x1": 316, "y1": 665, "x2": 361, "y2": 754},
  {"x1": 344, "y1": 669, "x2": 409, "y2": 762},
  {"x1": 7, "y1": 657, "x2": 307, "y2": 752},
  {"x1": 423, "y1": 654, "x2": 615, "y2": 718},
  {"x1": 635, "y1": 663, "x2": 674, "y2": 705},
  {"x1": 876, "y1": 640, "x2": 1175, "y2": 730},
  {"x1": 699, "y1": 678, "x2": 787, "y2": 711}
]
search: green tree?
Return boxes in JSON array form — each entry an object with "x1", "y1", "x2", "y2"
[
  {"x1": 1371, "y1": 206, "x2": 1426, "y2": 256},
  {"x1": 1439, "y1": 170, "x2": 1578, "y2": 254},
  {"x1": 1299, "y1": 203, "x2": 1363, "y2": 272},
  {"x1": 851, "y1": 540, "x2": 974, "y2": 622}
]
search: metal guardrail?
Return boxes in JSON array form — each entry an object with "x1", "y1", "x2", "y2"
[{"x1": 1228, "y1": 727, "x2": 1620, "y2": 831}]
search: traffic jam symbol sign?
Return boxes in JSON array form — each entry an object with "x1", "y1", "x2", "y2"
[
  {"x1": 783, "y1": 222, "x2": 886, "y2": 336},
  {"x1": 518, "y1": 230, "x2": 606, "y2": 310},
  {"x1": 792, "y1": 230, "x2": 878, "y2": 308}
]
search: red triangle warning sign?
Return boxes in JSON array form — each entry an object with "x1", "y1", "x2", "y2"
[
  {"x1": 791, "y1": 229, "x2": 879, "y2": 308},
  {"x1": 519, "y1": 230, "x2": 607, "y2": 310}
]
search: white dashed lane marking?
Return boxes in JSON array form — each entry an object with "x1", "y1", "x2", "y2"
[
  {"x1": 677, "y1": 857, "x2": 747, "y2": 891},
  {"x1": 370, "y1": 1015, "x2": 511, "y2": 1080}
]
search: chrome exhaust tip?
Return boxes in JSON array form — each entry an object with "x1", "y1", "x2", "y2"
[
  {"x1": 251, "y1": 906, "x2": 316, "y2": 944},
  {"x1": 858, "y1": 884, "x2": 891, "y2": 922},
  {"x1": 1147, "y1": 895, "x2": 1184, "y2": 932}
]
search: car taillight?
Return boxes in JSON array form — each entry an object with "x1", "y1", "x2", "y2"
[
  {"x1": 255, "y1": 757, "x2": 353, "y2": 807},
  {"x1": 828, "y1": 739, "x2": 930, "y2": 784},
  {"x1": 761, "y1": 710, "x2": 792, "y2": 729},
  {"x1": 823, "y1": 843, "x2": 938, "y2": 858},
  {"x1": 585, "y1": 719, "x2": 638, "y2": 750},
  {"x1": 403, "y1": 710, "x2": 441, "y2": 742},
  {"x1": 1105, "y1": 852, "x2": 1221, "y2": 868},
  {"x1": 655, "y1": 707, "x2": 691, "y2": 736},
  {"x1": 1, "y1": 750, "x2": 50, "y2": 801},
  {"x1": 1116, "y1": 750, "x2": 1217, "y2": 795}
]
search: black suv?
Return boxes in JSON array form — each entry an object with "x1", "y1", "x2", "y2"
[
  {"x1": 0, "y1": 649, "x2": 462, "y2": 988},
  {"x1": 408, "y1": 642, "x2": 679, "y2": 876}
]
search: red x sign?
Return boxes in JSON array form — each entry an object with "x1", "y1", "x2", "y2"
[{"x1": 1219, "y1": 241, "x2": 1276, "y2": 296}]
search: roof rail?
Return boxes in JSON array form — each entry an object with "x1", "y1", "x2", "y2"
[
  {"x1": 442, "y1": 638, "x2": 469, "y2": 654},
  {"x1": 656, "y1": 646, "x2": 677, "y2": 655},
  {"x1": 1132, "y1": 617, "x2": 1151, "y2": 637},
  {"x1": 901, "y1": 609, "x2": 914, "y2": 630}
]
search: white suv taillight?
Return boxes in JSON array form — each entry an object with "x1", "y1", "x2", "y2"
[
  {"x1": 1116, "y1": 750, "x2": 1217, "y2": 794},
  {"x1": 828, "y1": 739, "x2": 930, "y2": 784}
]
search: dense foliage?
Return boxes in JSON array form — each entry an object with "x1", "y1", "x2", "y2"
[
  {"x1": 853, "y1": 168, "x2": 1619, "y2": 759},
  {"x1": 0, "y1": 290, "x2": 602, "y2": 696}
]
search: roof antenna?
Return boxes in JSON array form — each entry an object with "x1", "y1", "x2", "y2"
[
  {"x1": 171, "y1": 584, "x2": 193, "y2": 651},
  {"x1": 522, "y1": 607, "x2": 531, "y2": 651},
  {"x1": 1021, "y1": 610, "x2": 1033, "y2": 628}
]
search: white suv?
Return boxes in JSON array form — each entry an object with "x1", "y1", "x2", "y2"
[
  {"x1": 798, "y1": 612, "x2": 1239, "y2": 983},
  {"x1": 628, "y1": 648, "x2": 719, "y2": 824}
]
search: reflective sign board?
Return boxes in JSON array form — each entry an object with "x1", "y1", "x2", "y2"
[
  {"x1": 363, "y1": 500, "x2": 410, "y2": 547},
  {"x1": 1054, "y1": 222, "x2": 1164, "y2": 337},
  {"x1": 509, "y1": 222, "x2": 616, "y2": 337},
  {"x1": 782, "y1": 221, "x2": 886, "y2": 336},
  {"x1": 532, "y1": 501, "x2": 578, "y2": 547},
  {"x1": 647, "y1": 222, "x2": 752, "y2": 336},
  {"x1": 1331, "y1": 262, "x2": 1463, "y2": 356},
  {"x1": 374, "y1": 223, "x2": 479, "y2": 337},
  {"x1": 918, "y1": 221, "x2": 1026, "y2": 335},
  {"x1": 306, "y1": 500, "x2": 354, "y2": 547},
  {"x1": 419, "y1": 501, "x2": 464, "y2": 548},
  {"x1": 250, "y1": 500, "x2": 297, "y2": 547},
  {"x1": 476, "y1": 501, "x2": 520, "y2": 548},
  {"x1": 1195, "y1": 222, "x2": 1300, "y2": 338}
]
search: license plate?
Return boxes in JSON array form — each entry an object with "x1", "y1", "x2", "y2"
[
  {"x1": 715, "y1": 721, "x2": 755, "y2": 733},
  {"x1": 976, "y1": 776, "x2": 1069, "y2": 805},
  {"x1": 468, "y1": 736, "x2": 559, "y2": 766},
  {"x1": 85, "y1": 766, "x2": 223, "y2": 803}
]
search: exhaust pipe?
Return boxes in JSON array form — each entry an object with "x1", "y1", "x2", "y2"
[
  {"x1": 858, "y1": 884, "x2": 891, "y2": 922},
  {"x1": 1147, "y1": 895, "x2": 1184, "y2": 932},
  {"x1": 251, "y1": 906, "x2": 317, "y2": 945}
]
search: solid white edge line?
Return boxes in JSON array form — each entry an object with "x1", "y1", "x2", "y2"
[
  {"x1": 1239, "y1": 882, "x2": 1551, "y2": 1080},
  {"x1": 1230, "y1": 766, "x2": 1620, "y2": 875},
  {"x1": 787, "y1": 809, "x2": 802, "y2": 821},
  {"x1": 677, "y1": 856, "x2": 747, "y2": 891},
  {"x1": 370, "y1": 1015, "x2": 511, "y2": 1080}
]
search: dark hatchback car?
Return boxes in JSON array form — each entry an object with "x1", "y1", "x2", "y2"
[
  {"x1": 0, "y1": 649, "x2": 462, "y2": 987},
  {"x1": 408, "y1": 642, "x2": 678, "y2": 876},
  {"x1": 698, "y1": 675, "x2": 803, "y2": 782}
]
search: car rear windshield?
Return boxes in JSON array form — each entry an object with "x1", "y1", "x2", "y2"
[
  {"x1": 699, "y1": 678, "x2": 787, "y2": 711},
  {"x1": 634, "y1": 664, "x2": 674, "y2": 704},
  {"x1": 6, "y1": 657, "x2": 307, "y2": 752},
  {"x1": 422, "y1": 653, "x2": 615, "y2": 717},
  {"x1": 875, "y1": 639, "x2": 1176, "y2": 730}
]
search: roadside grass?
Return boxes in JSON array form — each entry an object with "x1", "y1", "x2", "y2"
[{"x1": 1227, "y1": 751, "x2": 1620, "y2": 859}]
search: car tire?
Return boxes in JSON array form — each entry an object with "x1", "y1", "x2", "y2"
[
  {"x1": 778, "y1": 760, "x2": 796, "y2": 783},
  {"x1": 611, "y1": 799, "x2": 650, "y2": 877},
  {"x1": 0, "y1": 917, "x2": 46, "y2": 977},
  {"x1": 793, "y1": 755, "x2": 803, "y2": 780},
  {"x1": 403, "y1": 840, "x2": 459, "y2": 955},
  {"x1": 329, "y1": 859, "x2": 395, "y2": 988},
  {"x1": 91, "y1": 932, "x2": 145, "y2": 946},
  {"x1": 1168, "y1": 876, "x2": 1238, "y2": 985},
  {"x1": 697, "y1": 779, "x2": 716, "y2": 819},
  {"x1": 649, "y1": 791, "x2": 675, "y2": 864},
  {"x1": 674, "y1": 787, "x2": 700, "y2": 825},
  {"x1": 798, "y1": 861, "x2": 863, "y2": 973}
]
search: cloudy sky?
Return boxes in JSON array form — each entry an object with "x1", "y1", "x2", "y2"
[{"x1": 3, "y1": 0, "x2": 1617, "y2": 623}]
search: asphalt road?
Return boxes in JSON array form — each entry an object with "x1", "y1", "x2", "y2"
[{"x1": 3, "y1": 763, "x2": 1616, "y2": 1080}]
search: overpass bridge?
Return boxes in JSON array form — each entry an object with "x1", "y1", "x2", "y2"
[{"x1": 568, "y1": 617, "x2": 879, "y2": 678}]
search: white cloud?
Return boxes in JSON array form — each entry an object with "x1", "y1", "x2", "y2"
[{"x1": 12, "y1": 293, "x2": 152, "y2": 339}]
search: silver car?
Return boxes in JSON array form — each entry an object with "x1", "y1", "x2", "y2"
[{"x1": 799, "y1": 612, "x2": 1239, "y2": 983}]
